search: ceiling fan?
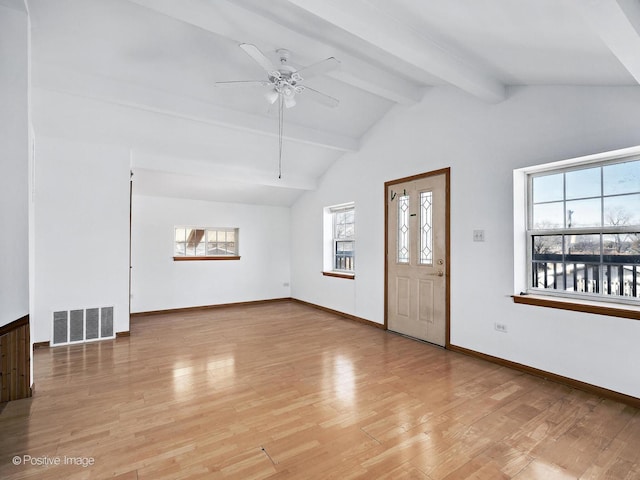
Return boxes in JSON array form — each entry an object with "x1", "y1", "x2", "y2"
[
  {"x1": 215, "y1": 43, "x2": 341, "y2": 109},
  {"x1": 215, "y1": 43, "x2": 341, "y2": 179}
]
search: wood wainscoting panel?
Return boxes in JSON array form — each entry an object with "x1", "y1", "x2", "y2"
[{"x1": 0, "y1": 315, "x2": 31, "y2": 402}]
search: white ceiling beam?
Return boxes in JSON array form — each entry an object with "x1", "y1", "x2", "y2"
[
  {"x1": 577, "y1": 0, "x2": 640, "y2": 84},
  {"x1": 127, "y1": 0, "x2": 424, "y2": 105},
  {"x1": 35, "y1": 63, "x2": 359, "y2": 152},
  {"x1": 132, "y1": 153, "x2": 317, "y2": 191},
  {"x1": 282, "y1": 0, "x2": 506, "y2": 103}
]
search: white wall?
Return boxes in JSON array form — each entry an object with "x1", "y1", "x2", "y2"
[
  {"x1": 130, "y1": 195, "x2": 291, "y2": 312},
  {"x1": 0, "y1": 5, "x2": 29, "y2": 327},
  {"x1": 32, "y1": 137, "x2": 131, "y2": 342},
  {"x1": 291, "y1": 86, "x2": 640, "y2": 398}
]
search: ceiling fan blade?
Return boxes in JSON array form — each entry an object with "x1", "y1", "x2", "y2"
[
  {"x1": 303, "y1": 86, "x2": 340, "y2": 108},
  {"x1": 214, "y1": 80, "x2": 271, "y2": 88},
  {"x1": 296, "y1": 57, "x2": 340, "y2": 80},
  {"x1": 239, "y1": 43, "x2": 277, "y2": 74}
]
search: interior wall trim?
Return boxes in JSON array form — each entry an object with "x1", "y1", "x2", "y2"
[
  {"x1": 448, "y1": 344, "x2": 640, "y2": 409},
  {"x1": 291, "y1": 298, "x2": 385, "y2": 330},
  {"x1": 33, "y1": 332, "x2": 130, "y2": 348}
]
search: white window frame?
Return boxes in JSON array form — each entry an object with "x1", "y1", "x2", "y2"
[
  {"x1": 514, "y1": 146, "x2": 640, "y2": 313},
  {"x1": 323, "y1": 203, "x2": 355, "y2": 277},
  {"x1": 173, "y1": 226, "x2": 240, "y2": 261}
]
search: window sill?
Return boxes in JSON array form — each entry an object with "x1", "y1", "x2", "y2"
[
  {"x1": 173, "y1": 256, "x2": 241, "y2": 261},
  {"x1": 512, "y1": 294, "x2": 640, "y2": 320},
  {"x1": 322, "y1": 271, "x2": 355, "y2": 280}
]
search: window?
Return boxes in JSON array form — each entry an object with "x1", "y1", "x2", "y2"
[
  {"x1": 323, "y1": 203, "x2": 355, "y2": 277},
  {"x1": 396, "y1": 191, "x2": 433, "y2": 265},
  {"x1": 517, "y1": 149, "x2": 640, "y2": 306},
  {"x1": 174, "y1": 227, "x2": 239, "y2": 261}
]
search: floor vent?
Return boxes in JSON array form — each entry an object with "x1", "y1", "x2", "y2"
[{"x1": 51, "y1": 307, "x2": 115, "y2": 346}]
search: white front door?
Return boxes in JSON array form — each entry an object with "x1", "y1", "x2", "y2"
[{"x1": 386, "y1": 170, "x2": 449, "y2": 346}]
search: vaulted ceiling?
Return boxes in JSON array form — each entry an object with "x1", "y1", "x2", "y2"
[{"x1": 23, "y1": 0, "x2": 640, "y2": 205}]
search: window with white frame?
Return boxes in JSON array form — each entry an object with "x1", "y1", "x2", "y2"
[
  {"x1": 174, "y1": 227, "x2": 239, "y2": 260},
  {"x1": 521, "y1": 153, "x2": 640, "y2": 304},
  {"x1": 324, "y1": 203, "x2": 355, "y2": 275}
]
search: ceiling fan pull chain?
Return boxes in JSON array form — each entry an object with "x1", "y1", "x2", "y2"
[{"x1": 278, "y1": 94, "x2": 284, "y2": 179}]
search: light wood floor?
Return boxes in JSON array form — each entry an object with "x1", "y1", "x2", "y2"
[{"x1": 1, "y1": 301, "x2": 639, "y2": 480}]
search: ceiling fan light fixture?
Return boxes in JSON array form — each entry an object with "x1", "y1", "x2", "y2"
[
  {"x1": 265, "y1": 89, "x2": 279, "y2": 104},
  {"x1": 284, "y1": 96, "x2": 296, "y2": 108},
  {"x1": 283, "y1": 85, "x2": 294, "y2": 96}
]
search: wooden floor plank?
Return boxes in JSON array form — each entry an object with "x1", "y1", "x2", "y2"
[{"x1": 0, "y1": 301, "x2": 638, "y2": 479}]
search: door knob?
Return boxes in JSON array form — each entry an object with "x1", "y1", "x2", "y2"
[{"x1": 426, "y1": 270, "x2": 444, "y2": 277}]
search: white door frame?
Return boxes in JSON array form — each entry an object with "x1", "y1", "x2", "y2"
[{"x1": 384, "y1": 168, "x2": 451, "y2": 347}]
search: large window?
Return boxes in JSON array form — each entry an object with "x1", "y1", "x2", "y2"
[
  {"x1": 323, "y1": 203, "x2": 355, "y2": 277},
  {"x1": 524, "y1": 155, "x2": 640, "y2": 304},
  {"x1": 174, "y1": 227, "x2": 239, "y2": 260}
]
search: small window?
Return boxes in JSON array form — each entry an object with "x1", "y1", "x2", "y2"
[
  {"x1": 174, "y1": 227, "x2": 239, "y2": 261},
  {"x1": 323, "y1": 203, "x2": 355, "y2": 277},
  {"x1": 520, "y1": 154, "x2": 640, "y2": 304}
]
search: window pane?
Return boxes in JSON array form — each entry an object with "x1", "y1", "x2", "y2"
[
  {"x1": 603, "y1": 263, "x2": 638, "y2": 297},
  {"x1": 565, "y1": 234, "x2": 600, "y2": 262},
  {"x1": 335, "y1": 240, "x2": 354, "y2": 271},
  {"x1": 336, "y1": 241, "x2": 354, "y2": 253},
  {"x1": 603, "y1": 233, "x2": 640, "y2": 259},
  {"x1": 532, "y1": 235, "x2": 563, "y2": 260},
  {"x1": 175, "y1": 242, "x2": 186, "y2": 256},
  {"x1": 206, "y1": 230, "x2": 216, "y2": 242},
  {"x1": 566, "y1": 166, "x2": 601, "y2": 200},
  {"x1": 397, "y1": 195, "x2": 410, "y2": 263},
  {"x1": 226, "y1": 230, "x2": 235, "y2": 243},
  {"x1": 195, "y1": 241, "x2": 206, "y2": 256},
  {"x1": 564, "y1": 235, "x2": 600, "y2": 294},
  {"x1": 186, "y1": 244, "x2": 196, "y2": 256},
  {"x1": 567, "y1": 264, "x2": 599, "y2": 294},
  {"x1": 604, "y1": 160, "x2": 640, "y2": 196},
  {"x1": 206, "y1": 242, "x2": 217, "y2": 255},
  {"x1": 186, "y1": 229, "x2": 205, "y2": 248},
  {"x1": 604, "y1": 194, "x2": 640, "y2": 227},
  {"x1": 532, "y1": 202, "x2": 564, "y2": 229},
  {"x1": 532, "y1": 235, "x2": 563, "y2": 290},
  {"x1": 533, "y1": 173, "x2": 563, "y2": 203},
  {"x1": 419, "y1": 191, "x2": 433, "y2": 265},
  {"x1": 344, "y1": 210, "x2": 354, "y2": 224},
  {"x1": 344, "y1": 223, "x2": 355, "y2": 239},
  {"x1": 175, "y1": 228, "x2": 186, "y2": 242},
  {"x1": 565, "y1": 198, "x2": 601, "y2": 227}
]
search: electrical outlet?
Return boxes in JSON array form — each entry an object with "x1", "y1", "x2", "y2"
[
  {"x1": 473, "y1": 230, "x2": 485, "y2": 242},
  {"x1": 494, "y1": 322, "x2": 508, "y2": 333}
]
